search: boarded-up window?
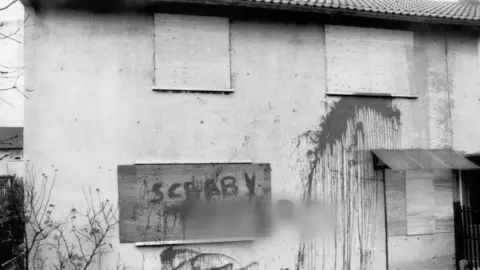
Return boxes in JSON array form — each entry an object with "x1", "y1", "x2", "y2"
[
  {"x1": 325, "y1": 25, "x2": 414, "y2": 96},
  {"x1": 384, "y1": 169, "x2": 454, "y2": 236},
  {"x1": 154, "y1": 14, "x2": 232, "y2": 91},
  {"x1": 117, "y1": 163, "x2": 271, "y2": 245},
  {"x1": 406, "y1": 170, "x2": 436, "y2": 235},
  {"x1": 385, "y1": 170, "x2": 407, "y2": 236}
]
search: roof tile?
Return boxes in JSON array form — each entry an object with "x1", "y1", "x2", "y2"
[{"x1": 243, "y1": 0, "x2": 480, "y2": 22}]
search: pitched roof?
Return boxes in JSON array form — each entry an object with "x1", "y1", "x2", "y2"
[
  {"x1": 243, "y1": 0, "x2": 480, "y2": 22},
  {"x1": 20, "y1": 0, "x2": 480, "y2": 25}
]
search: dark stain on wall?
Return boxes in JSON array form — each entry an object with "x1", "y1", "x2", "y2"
[
  {"x1": 295, "y1": 97, "x2": 402, "y2": 270},
  {"x1": 314, "y1": 98, "x2": 401, "y2": 155},
  {"x1": 160, "y1": 246, "x2": 259, "y2": 270},
  {"x1": 298, "y1": 97, "x2": 401, "y2": 204},
  {"x1": 162, "y1": 200, "x2": 194, "y2": 240}
]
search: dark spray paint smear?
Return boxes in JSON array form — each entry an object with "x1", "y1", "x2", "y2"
[
  {"x1": 160, "y1": 246, "x2": 257, "y2": 270},
  {"x1": 295, "y1": 97, "x2": 401, "y2": 270},
  {"x1": 162, "y1": 200, "x2": 194, "y2": 240}
]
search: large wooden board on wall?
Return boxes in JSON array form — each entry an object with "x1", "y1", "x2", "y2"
[
  {"x1": 434, "y1": 171, "x2": 454, "y2": 233},
  {"x1": 385, "y1": 169, "x2": 455, "y2": 269},
  {"x1": 117, "y1": 163, "x2": 271, "y2": 244},
  {"x1": 385, "y1": 170, "x2": 407, "y2": 236},
  {"x1": 403, "y1": 170, "x2": 454, "y2": 235},
  {"x1": 154, "y1": 14, "x2": 231, "y2": 90},
  {"x1": 324, "y1": 25, "x2": 413, "y2": 96},
  {"x1": 406, "y1": 170, "x2": 436, "y2": 235}
]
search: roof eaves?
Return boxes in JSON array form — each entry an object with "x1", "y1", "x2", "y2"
[
  {"x1": 231, "y1": 1, "x2": 480, "y2": 26},
  {"x1": 20, "y1": 0, "x2": 480, "y2": 27},
  {"x1": 149, "y1": 0, "x2": 480, "y2": 27}
]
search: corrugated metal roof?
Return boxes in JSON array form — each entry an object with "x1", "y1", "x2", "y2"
[
  {"x1": 0, "y1": 127, "x2": 23, "y2": 149},
  {"x1": 371, "y1": 149, "x2": 480, "y2": 170}
]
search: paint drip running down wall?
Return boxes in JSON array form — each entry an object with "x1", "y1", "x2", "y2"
[{"x1": 295, "y1": 97, "x2": 401, "y2": 270}]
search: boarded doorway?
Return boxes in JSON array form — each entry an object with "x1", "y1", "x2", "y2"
[{"x1": 372, "y1": 149, "x2": 479, "y2": 270}]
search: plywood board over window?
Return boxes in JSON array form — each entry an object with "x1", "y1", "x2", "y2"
[
  {"x1": 434, "y1": 171, "x2": 454, "y2": 233},
  {"x1": 325, "y1": 25, "x2": 414, "y2": 96},
  {"x1": 406, "y1": 170, "x2": 436, "y2": 235},
  {"x1": 117, "y1": 163, "x2": 271, "y2": 245},
  {"x1": 385, "y1": 170, "x2": 407, "y2": 236},
  {"x1": 154, "y1": 14, "x2": 232, "y2": 92}
]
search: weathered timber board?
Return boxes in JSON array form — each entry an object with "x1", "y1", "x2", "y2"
[
  {"x1": 118, "y1": 163, "x2": 271, "y2": 244},
  {"x1": 434, "y1": 170, "x2": 454, "y2": 233},
  {"x1": 406, "y1": 170, "x2": 435, "y2": 235},
  {"x1": 325, "y1": 25, "x2": 413, "y2": 96},
  {"x1": 154, "y1": 14, "x2": 231, "y2": 90},
  {"x1": 385, "y1": 170, "x2": 407, "y2": 236}
]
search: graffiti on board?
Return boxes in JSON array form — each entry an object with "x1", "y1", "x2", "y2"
[{"x1": 118, "y1": 163, "x2": 271, "y2": 244}]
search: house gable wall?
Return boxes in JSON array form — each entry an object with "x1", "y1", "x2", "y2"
[{"x1": 24, "y1": 10, "x2": 479, "y2": 269}]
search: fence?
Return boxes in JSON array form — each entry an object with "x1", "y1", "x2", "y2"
[{"x1": 455, "y1": 203, "x2": 480, "y2": 270}]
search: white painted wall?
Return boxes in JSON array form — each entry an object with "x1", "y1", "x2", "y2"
[
  {"x1": 449, "y1": 33, "x2": 480, "y2": 154},
  {"x1": 24, "y1": 10, "x2": 476, "y2": 270}
]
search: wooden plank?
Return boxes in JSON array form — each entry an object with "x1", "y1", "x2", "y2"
[
  {"x1": 406, "y1": 170, "x2": 435, "y2": 235},
  {"x1": 117, "y1": 163, "x2": 271, "y2": 244},
  {"x1": 434, "y1": 170, "x2": 454, "y2": 233},
  {"x1": 385, "y1": 170, "x2": 407, "y2": 236},
  {"x1": 154, "y1": 14, "x2": 231, "y2": 90},
  {"x1": 325, "y1": 92, "x2": 418, "y2": 99},
  {"x1": 388, "y1": 233, "x2": 455, "y2": 269},
  {"x1": 325, "y1": 25, "x2": 413, "y2": 96}
]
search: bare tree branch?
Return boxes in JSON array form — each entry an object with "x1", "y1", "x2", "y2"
[
  {"x1": 0, "y1": 26, "x2": 21, "y2": 41},
  {"x1": 0, "y1": 0, "x2": 18, "y2": 12},
  {"x1": 0, "y1": 0, "x2": 29, "y2": 104},
  {"x1": 0, "y1": 31, "x2": 21, "y2": 43},
  {"x1": 1, "y1": 163, "x2": 122, "y2": 270},
  {"x1": 0, "y1": 95, "x2": 14, "y2": 107}
]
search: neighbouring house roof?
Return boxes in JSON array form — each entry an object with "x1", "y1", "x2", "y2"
[
  {"x1": 371, "y1": 149, "x2": 480, "y2": 170},
  {"x1": 20, "y1": 0, "x2": 480, "y2": 26},
  {"x1": 0, "y1": 127, "x2": 23, "y2": 150}
]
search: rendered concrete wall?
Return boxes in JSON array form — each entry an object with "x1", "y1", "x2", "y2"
[
  {"x1": 24, "y1": 11, "x2": 470, "y2": 270},
  {"x1": 447, "y1": 31, "x2": 480, "y2": 155}
]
